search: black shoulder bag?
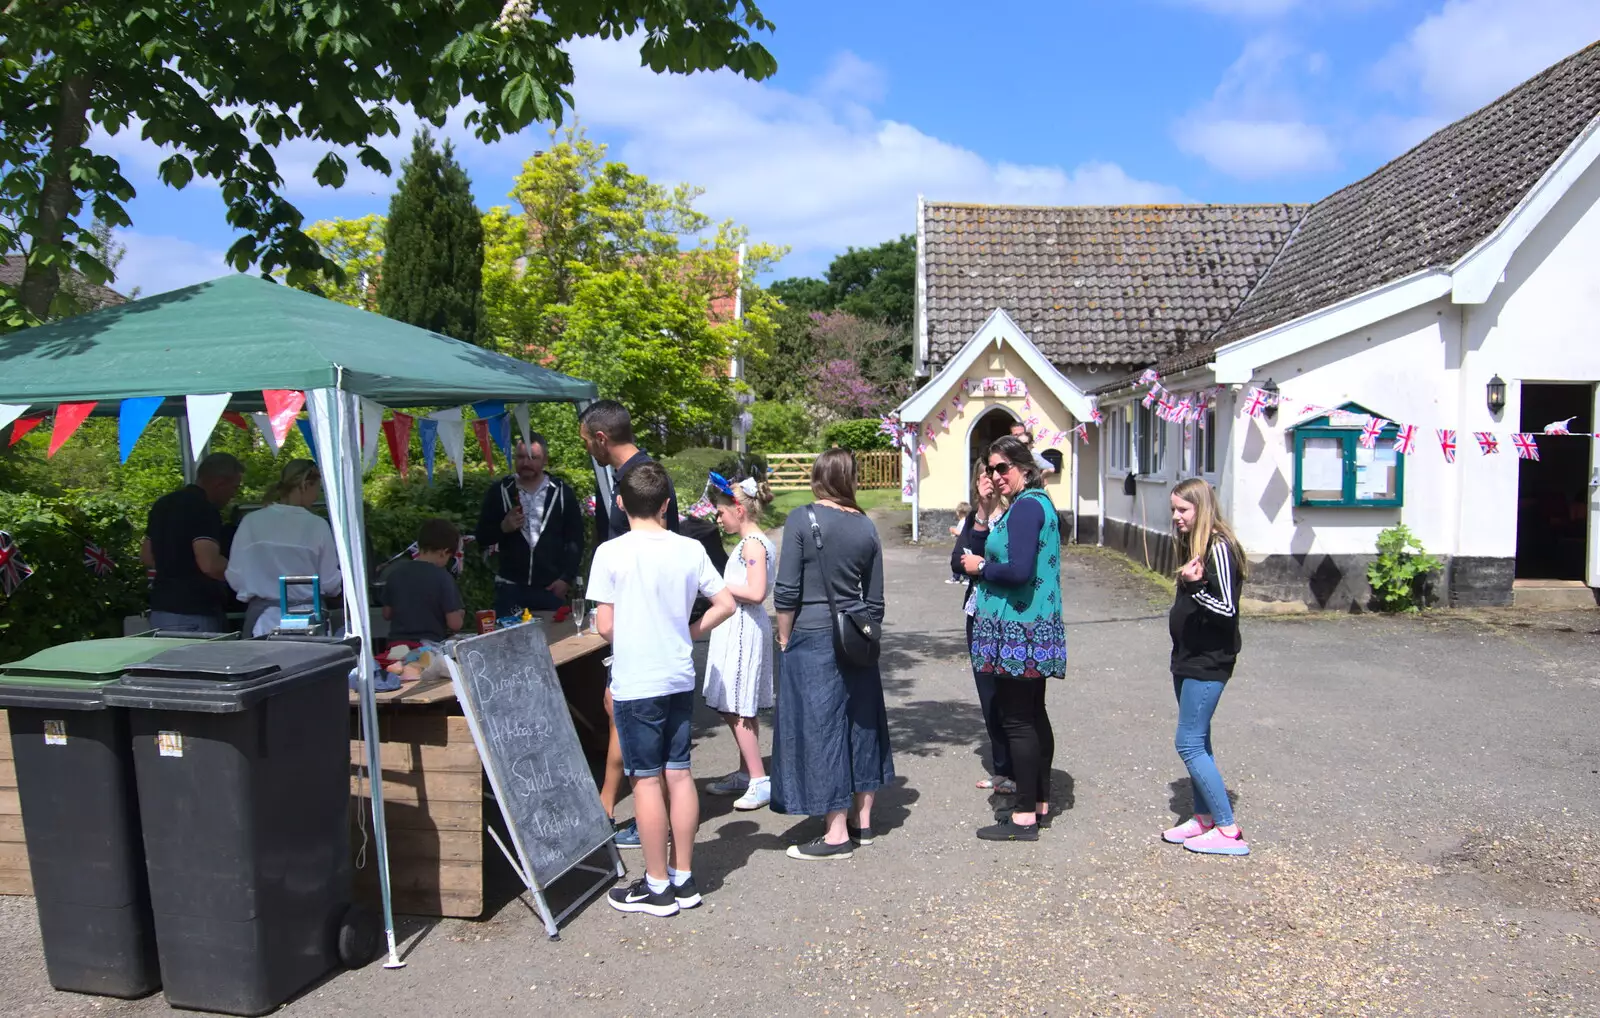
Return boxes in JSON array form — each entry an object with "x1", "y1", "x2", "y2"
[{"x1": 804, "y1": 506, "x2": 881, "y2": 668}]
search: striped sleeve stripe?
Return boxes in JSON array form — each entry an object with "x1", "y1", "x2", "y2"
[{"x1": 1191, "y1": 541, "x2": 1237, "y2": 618}]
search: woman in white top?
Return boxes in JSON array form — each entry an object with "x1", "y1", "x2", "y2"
[
  {"x1": 226, "y1": 459, "x2": 343, "y2": 636},
  {"x1": 702, "y1": 473, "x2": 778, "y2": 811}
]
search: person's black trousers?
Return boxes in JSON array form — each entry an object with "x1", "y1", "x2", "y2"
[
  {"x1": 966, "y1": 616, "x2": 1013, "y2": 780},
  {"x1": 992, "y1": 677, "x2": 1053, "y2": 813}
]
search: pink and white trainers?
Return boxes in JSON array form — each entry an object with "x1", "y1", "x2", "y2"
[
  {"x1": 1183, "y1": 826, "x2": 1250, "y2": 856},
  {"x1": 1162, "y1": 817, "x2": 1213, "y2": 844}
]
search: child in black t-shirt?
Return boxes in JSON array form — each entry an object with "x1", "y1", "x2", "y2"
[{"x1": 382, "y1": 519, "x2": 466, "y2": 666}]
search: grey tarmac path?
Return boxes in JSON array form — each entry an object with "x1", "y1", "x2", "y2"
[{"x1": 2, "y1": 515, "x2": 1598, "y2": 1017}]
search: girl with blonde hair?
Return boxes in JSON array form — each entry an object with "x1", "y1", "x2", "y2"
[
  {"x1": 702, "y1": 472, "x2": 779, "y2": 810},
  {"x1": 226, "y1": 460, "x2": 343, "y2": 637},
  {"x1": 1164, "y1": 477, "x2": 1249, "y2": 856}
]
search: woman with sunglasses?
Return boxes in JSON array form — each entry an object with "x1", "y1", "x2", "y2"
[
  {"x1": 952, "y1": 456, "x2": 1013, "y2": 796},
  {"x1": 958, "y1": 435, "x2": 1066, "y2": 842}
]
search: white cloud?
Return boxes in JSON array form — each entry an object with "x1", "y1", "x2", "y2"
[
  {"x1": 1172, "y1": 35, "x2": 1337, "y2": 179},
  {"x1": 814, "y1": 51, "x2": 888, "y2": 106},
  {"x1": 1378, "y1": 0, "x2": 1600, "y2": 114},
  {"x1": 561, "y1": 38, "x2": 1183, "y2": 270},
  {"x1": 114, "y1": 231, "x2": 232, "y2": 297}
]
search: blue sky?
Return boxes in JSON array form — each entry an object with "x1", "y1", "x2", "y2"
[{"x1": 105, "y1": 0, "x2": 1600, "y2": 297}]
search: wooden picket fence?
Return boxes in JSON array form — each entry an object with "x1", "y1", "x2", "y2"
[{"x1": 766, "y1": 450, "x2": 901, "y2": 492}]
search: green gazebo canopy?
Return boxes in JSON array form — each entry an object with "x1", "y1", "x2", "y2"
[{"x1": 0, "y1": 274, "x2": 595, "y2": 412}]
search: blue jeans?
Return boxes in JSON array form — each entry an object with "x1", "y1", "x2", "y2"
[
  {"x1": 613, "y1": 691, "x2": 694, "y2": 778},
  {"x1": 492, "y1": 582, "x2": 563, "y2": 617},
  {"x1": 1173, "y1": 676, "x2": 1233, "y2": 826},
  {"x1": 148, "y1": 610, "x2": 228, "y2": 634}
]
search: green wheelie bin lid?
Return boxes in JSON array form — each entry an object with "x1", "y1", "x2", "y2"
[{"x1": 0, "y1": 637, "x2": 214, "y2": 710}]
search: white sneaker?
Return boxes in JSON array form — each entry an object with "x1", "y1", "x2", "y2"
[
  {"x1": 706, "y1": 771, "x2": 749, "y2": 796},
  {"x1": 733, "y1": 777, "x2": 772, "y2": 811}
]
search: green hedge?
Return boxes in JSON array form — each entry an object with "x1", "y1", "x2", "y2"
[
  {"x1": 746, "y1": 401, "x2": 816, "y2": 453},
  {"x1": 820, "y1": 418, "x2": 892, "y2": 451}
]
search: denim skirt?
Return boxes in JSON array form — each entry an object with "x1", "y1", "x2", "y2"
[{"x1": 771, "y1": 626, "x2": 896, "y2": 817}]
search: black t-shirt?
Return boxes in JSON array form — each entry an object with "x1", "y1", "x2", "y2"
[
  {"x1": 382, "y1": 559, "x2": 464, "y2": 643},
  {"x1": 147, "y1": 485, "x2": 230, "y2": 615},
  {"x1": 599, "y1": 450, "x2": 680, "y2": 543}
]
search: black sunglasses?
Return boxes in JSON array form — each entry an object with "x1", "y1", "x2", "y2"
[{"x1": 985, "y1": 461, "x2": 1017, "y2": 475}]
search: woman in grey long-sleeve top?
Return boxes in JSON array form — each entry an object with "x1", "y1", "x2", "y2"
[{"x1": 771, "y1": 448, "x2": 895, "y2": 861}]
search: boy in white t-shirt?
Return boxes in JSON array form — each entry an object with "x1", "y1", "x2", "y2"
[{"x1": 588, "y1": 461, "x2": 735, "y2": 917}]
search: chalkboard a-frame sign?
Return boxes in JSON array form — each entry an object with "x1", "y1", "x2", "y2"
[{"x1": 447, "y1": 623, "x2": 623, "y2": 939}]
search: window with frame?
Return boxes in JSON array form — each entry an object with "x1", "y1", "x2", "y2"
[
  {"x1": 1107, "y1": 407, "x2": 1129, "y2": 471},
  {"x1": 1184, "y1": 406, "x2": 1217, "y2": 476},
  {"x1": 1135, "y1": 402, "x2": 1167, "y2": 475},
  {"x1": 1293, "y1": 405, "x2": 1404, "y2": 507}
]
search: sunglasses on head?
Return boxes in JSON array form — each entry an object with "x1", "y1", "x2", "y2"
[{"x1": 985, "y1": 461, "x2": 1016, "y2": 475}]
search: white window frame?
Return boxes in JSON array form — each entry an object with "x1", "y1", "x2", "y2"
[{"x1": 1135, "y1": 402, "x2": 1167, "y2": 476}]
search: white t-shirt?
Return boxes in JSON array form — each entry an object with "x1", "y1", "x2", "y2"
[
  {"x1": 586, "y1": 529, "x2": 725, "y2": 701},
  {"x1": 224, "y1": 503, "x2": 344, "y2": 636}
]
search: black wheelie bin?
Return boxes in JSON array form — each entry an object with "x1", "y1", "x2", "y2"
[
  {"x1": 103, "y1": 638, "x2": 375, "y2": 1017},
  {"x1": 0, "y1": 636, "x2": 212, "y2": 998}
]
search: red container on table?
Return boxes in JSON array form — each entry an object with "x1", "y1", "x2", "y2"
[{"x1": 474, "y1": 610, "x2": 495, "y2": 635}]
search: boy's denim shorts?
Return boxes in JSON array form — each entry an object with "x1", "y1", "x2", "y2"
[{"x1": 613, "y1": 691, "x2": 694, "y2": 778}]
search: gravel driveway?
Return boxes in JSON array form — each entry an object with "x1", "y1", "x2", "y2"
[{"x1": 3, "y1": 519, "x2": 1597, "y2": 1017}]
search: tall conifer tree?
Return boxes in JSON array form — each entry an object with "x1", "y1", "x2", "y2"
[{"x1": 378, "y1": 130, "x2": 485, "y2": 344}]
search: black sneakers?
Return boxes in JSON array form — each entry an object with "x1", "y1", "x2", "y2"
[
  {"x1": 786, "y1": 837, "x2": 854, "y2": 860},
  {"x1": 976, "y1": 818, "x2": 1040, "y2": 842},
  {"x1": 608, "y1": 878, "x2": 679, "y2": 917},
  {"x1": 673, "y1": 875, "x2": 702, "y2": 909},
  {"x1": 847, "y1": 823, "x2": 874, "y2": 846}
]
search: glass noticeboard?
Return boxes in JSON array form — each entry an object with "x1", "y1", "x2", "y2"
[{"x1": 1293, "y1": 406, "x2": 1405, "y2": 508}]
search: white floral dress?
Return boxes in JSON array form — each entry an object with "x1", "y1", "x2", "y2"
[{"x1": 704, "y1": 533, "x2": 776, "y2": 717}]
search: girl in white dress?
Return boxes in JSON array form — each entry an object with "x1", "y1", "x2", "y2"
[{"x1": 703, "y1": 473, "x2": 777, "y2": 811}]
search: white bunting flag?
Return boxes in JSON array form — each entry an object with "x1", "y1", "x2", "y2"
[
  {"x1": 250, "y1": 413, "x2": 283, "y2": 456},
  {"x1": 514, "y1": 402, "x2": 531, "y2": 445},
  {"x1": 429, "y1": 407, "x2": 466, "y2": 485},
  {"x1": 185, "y1": 393, "x2": 232, "y2": 456},
  {"x1": 360, "y1": 398, "x2": 384, "y2": 472}
]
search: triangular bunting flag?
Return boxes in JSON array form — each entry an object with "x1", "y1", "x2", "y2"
[
  {"x1": 430, "y1": 407, "x2": 465, "y2": 486},
  {"x1": 513, "y1": 403, "x2": 530, "y2": 446},
  {"x1": 471, "y1": 401, "x2": 505, "y2": 425},
  {"x1": 382, "y1": 412, "x2": 414, "y2": 476},
  {"x1": 222, "y1": 411, "x2": 249, "y2": 430},
  {"x1": 9, "y1": 415, "x2": 44, "y2": 446},
  {"x1": 118, "y1": 396, "x2": 164, "y2": 463},
  {"x1": 185, "y1": 393, "x2": 232, "y2": 456},
  {"x1": 49, "y1": 402, "x2": 98, "y2": 457},
  {"x1": 471, "y1": 416, "x2": 497, "y2": 472},
  {"x1": 418, "y1": 417, "x2": 439, "y2": 483},
  {"x1": 295, "y1": 417, "x2": 318, "y2": 463},
  {"x1": 250, "y1": 414, "x2": 282, "y2": 457},
  {"x1": 359, "y1": 398, "x2": 383, "y2": 472},
  {"x1": 262, "y1": 390, "x2": 305, "y2": 446},
  {"x1": 0, "y1": 404, "x2": 29, "y2": 433},
  {"x1": 491, "y1": 414, "x2": 514, "y2": 464}
]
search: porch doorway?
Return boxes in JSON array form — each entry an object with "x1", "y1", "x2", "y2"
[
  {"x1": 967, "y1": 407, "x2": 1017, "y2": 502},
  {"x1": 1515, "y1": 383, "x2": 1592, "y2": 580}
]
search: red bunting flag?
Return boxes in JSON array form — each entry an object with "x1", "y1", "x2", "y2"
[
  {"x1": 1512, "y1": 433, "x2": 1540, "y2": 461},
  {"x1": 261, "y1": 390, "x2": 306, "y2": 446},
  {"x1": 48, "y1": 402, "x2": 98, "y2": 457},
  {"x1": 1475, "y1": 432, "x2": 1499, "y2": 455},
  {"x1": 222, "y1": 411, "x2": 249, "y2": 430},
  {"x1": 381, "y1": 412, "x2": 414, "y2": 475},
  {"x1": 1437, "y1": 429, "x2": 1457, "y2": 463},
  {"x1": 470, "y1": 416, "x2": 497, "y2": 471},
  {"x1": 1392, "y1": 424, "x2": 1418, "y2": 456},
  {"x1": 8, "y1": 415, "x2": 44, "y2": 446}
]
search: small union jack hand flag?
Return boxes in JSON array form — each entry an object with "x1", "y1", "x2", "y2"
[
  {"x1": 84, "y1": 542, "x2": 114, "y2": 576},
  {"x1": 1512, "y1": 432, "x2": 1540, "y2": 461},
  {"x1": 1243, "y1": 387, "x2": 1270, "y2": 418},
  {"x1": 1391, "y1": 424, "x2": 1418, "y2": 456},
  {"x1": 0, "y1": 531, "x2": 33, "y2": 596},
  {"x1": 1358, "y1": 418, "x2": 1390, "y2": 449},
  {"x1": 1437, "y1": 429, "x2": 1457, "y2": 463},
  {"x1": 1474, "y1": 431, "x2": 1499, "y2": 455}
]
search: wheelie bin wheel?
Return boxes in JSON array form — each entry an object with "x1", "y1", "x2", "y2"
[{"x1": 337, "y1": 904, "x2": 382, "y2": 969}]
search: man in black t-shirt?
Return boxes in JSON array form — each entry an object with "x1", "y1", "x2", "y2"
[
  {"x1": 140, "y1": 452, "x2": 245, "y2": 632},
  {"x1": 579, "y1": 400, "x2": 680, "y2": 543}
]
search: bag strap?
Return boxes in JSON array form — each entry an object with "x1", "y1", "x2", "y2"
[{"x1": 804, "y1": 506, "x2": 843, "y2": 620}]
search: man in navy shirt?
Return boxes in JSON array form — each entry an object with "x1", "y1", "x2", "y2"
[{"x1": 579, "y1": 400, "x2": 680, "y2": 541}]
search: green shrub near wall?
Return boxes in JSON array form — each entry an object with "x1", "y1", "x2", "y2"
[{"x1": 746, "y1": 401, "x2": 816, "y2": 453}]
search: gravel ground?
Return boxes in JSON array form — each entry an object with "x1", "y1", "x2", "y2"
[{"x1": 2, "y1": 516, "x2": 1598, "y2": 1017}]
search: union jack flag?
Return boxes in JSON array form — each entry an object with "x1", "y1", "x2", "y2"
[
  {"x1": 1157, "y1": 397, "x2": 1176, "y2": 421},
  {"x1": 1358, "y1": 418, "x2": 1390, "y2": 449},
  {"x1": 0, "y1": 531, "x2": 32, "y2": 596},
  {"x1": 1437, "y1": 429, "x2": 1457, "y2": 463},
  {"x1": 1139, "y1": 368, "x2": 1160, "y2": 386},
  {"x1": 1142, "y1": 388, "x2": 1159, "y2": 409},
  {"x1": 1543, "y1": 417, "x2": 1574, "y2": 435},
  {"x1": 1512, "y1": 432, "x2": 1540, "y2": 461},
  {"x1": 83, "y1": 542, "x2": 114, "y2": 576},
  {"x1": 1474, "y1": 432, "x2": 1499, "y2": 455},
  {"x1": 1074, "y1": 423, "x2": 1089, "y2": 443},
  {"x1": 1089, "y1": 407, "x2": 1104, "y2": 424},
  {"x1": 1299, "y1": 403, "x2": 1321, "y2": 417},
  {"x1": 950, "y1": 395, "x2": 964, "y2": 414},
  {"x1": 935, "y1": 409, "x2": 949, "y2": 430},
  {"x1": 1175, "y1": 397, "x2": 1193, "y2": 420},
  {"x1": 1004, "y1": 378, "x2": 1022, "y2": 395},
  {"x1": 1243, "y1": 387, "x2": 1270, "y2": 418},
  {"x1": 1391, "y1": 424, "x2": 1418, "y2": 456},
  {"x1": 1022, "y1": 395, "x2": 1032, "y2": 411}
]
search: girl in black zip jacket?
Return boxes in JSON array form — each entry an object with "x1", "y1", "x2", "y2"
[{"x1": 1163, "y1": 477, "x2": 1250, "y2": 856}]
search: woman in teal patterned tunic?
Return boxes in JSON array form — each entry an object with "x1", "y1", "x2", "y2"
[{"x1": 957, "y1": 434, "x2": 1066, "y2": 842}]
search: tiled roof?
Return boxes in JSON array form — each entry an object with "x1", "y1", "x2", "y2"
[
  {"x1": 1161, "y1": 39, "x2": 1600, "y2": 375},
  {"x1": 922, "y1": 202, "x2": 1307, "y2": 369},
  {"x1": 0, "y1": 255, "x2": 128, "y2": 315}
]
